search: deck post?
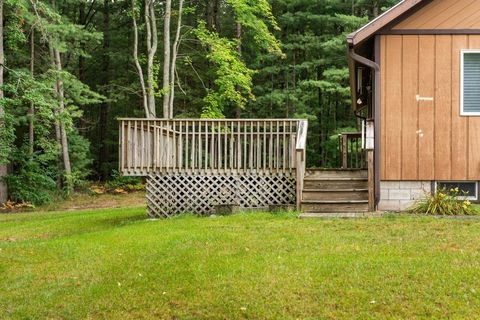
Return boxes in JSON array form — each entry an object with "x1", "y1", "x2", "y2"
[
  {"x1": 367, "y1": 149, "x2": 375, "y2": 211},
  {"x1": 295, "y1": 120, "x2": 308, "y2": 211}
]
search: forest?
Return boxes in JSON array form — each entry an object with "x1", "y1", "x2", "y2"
[{"x1": 0, "y1": 0, "x2": 397, "y2": 206}]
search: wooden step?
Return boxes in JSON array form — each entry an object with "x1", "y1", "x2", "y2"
[
  {"x1": 300, "y1": 212, "x2": 378, "y2": 218},
  {"x1": 301, "y1": 200, "x2": 369, "y2": 213},
  {"x1": 302, "y1": 188, "x2": 368, "y2": 201},
  {"x1": 303, "y1": 178, "x2": 368, "y2": 189},
  {"x1": 305, "y1": 169, "x2": 367, "y2": 179}
]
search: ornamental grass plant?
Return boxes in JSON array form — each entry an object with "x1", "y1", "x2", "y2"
[{"x1": 411, "y1": 187, "x2": 477, "y2": 215}]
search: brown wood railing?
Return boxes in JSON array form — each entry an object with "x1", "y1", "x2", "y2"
[
  {"x1": 339, "y1": 132, "x2": 366, "y2": 169},
  {"x1": 119, "y1": 118, "x2": 308, "y2": 176}
]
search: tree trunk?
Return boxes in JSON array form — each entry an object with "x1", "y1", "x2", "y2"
[
  {"x1": 29, "y1": 28, "x2": 35, "y2": 156},
  {"x1": 131, "y1": 0, "x2": 149, "y2": 116},
  {"x1": 373, "y1": 0, "x2": 379, "y2": 17},
  {"x1": 162, "y1": 0, "x2": 171, "y2": 118},
  {"x1": 53, "y1": 49, "x2": 72, "y2": 177},
  {"x1": 78, "y1": 1, "x2": 86, "y2": 82},
  {"x1": 168, "y1": 0, "x2": 184, "y2": 118},
  {"x1": 206, "y1": 0, "x2": 219, "y2": 31},
  {"x1": 144, "y1": 0, "x2": 157, "y2": 117},
  {"x1": 98, "y1": 0, "x2": 110, "y2": 179},
  {"x1": 50, "y1": 0, "x2": 72, "y2": 182},
  {"x1": 235, "y1": 22, "x2": 242, "y2": 118},
  {"x1": 0, "y1": 0, "x2": 7, "y2": 203}
]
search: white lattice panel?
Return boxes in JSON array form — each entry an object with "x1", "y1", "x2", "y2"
[{"x1": 146, "y1": 173, "x2": 296, "y2": 218}]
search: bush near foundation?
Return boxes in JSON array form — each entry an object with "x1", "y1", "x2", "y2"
[{"x1": 411, "y1": 188, "x2": 477, "y2": 216}]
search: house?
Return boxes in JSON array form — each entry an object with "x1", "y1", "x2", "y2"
[{"x1": 347, "y1": 0, "x2": 480, "y2": 211}]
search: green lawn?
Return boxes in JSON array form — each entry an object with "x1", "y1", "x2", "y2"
[{"x1": 1, "y1": 208, "x2": 480, "y2": 319}]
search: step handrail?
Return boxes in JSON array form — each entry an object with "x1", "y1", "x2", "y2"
[{"x1": 295, "y1": 120, "x2": 308, "y2": 209}]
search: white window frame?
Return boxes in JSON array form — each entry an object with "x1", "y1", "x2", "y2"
[
  {"x1": 435, "y1": 181, "x2": 478, "y2": 201},
  {"x1": 460, "y1": 49, "x2": 480, "y2": 116}
]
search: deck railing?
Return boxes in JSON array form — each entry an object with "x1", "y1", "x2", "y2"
[
  {"x1": 339, "y1": 132, "x2": 366, "y2": 169},
  {"x1": 119, "y1": 118, "x2": 308, "y2": 176}
]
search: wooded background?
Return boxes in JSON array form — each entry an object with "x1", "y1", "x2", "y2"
[{"x1": 0, "y1": 0, "x2": 397, "y2": 205}]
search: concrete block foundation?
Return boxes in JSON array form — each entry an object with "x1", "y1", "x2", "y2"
[{"x1": 378, "y1": 181, "x2": 431, "y2": 212}]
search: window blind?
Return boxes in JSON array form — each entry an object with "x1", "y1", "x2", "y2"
[{"x1": 463, "y1": 52, "x2": 480, "y2": 114}]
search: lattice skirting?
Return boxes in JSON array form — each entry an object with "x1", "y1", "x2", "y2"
[{"x1": 146, "y1": 172, "x2": 296, "y2": 218}]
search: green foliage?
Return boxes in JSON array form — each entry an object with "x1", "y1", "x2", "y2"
[
  {"x1": 4, "y1": 148, "x2": 57, "y2": 206},
  {"x1": 411, "y1": 188, "x2": 478, "y2": 216},
  {"x1": 68, "y1": 129, "x2": 93, "y2": 190},
  {"x1": 104, "y1": 170, "x2": 143, "y2": 192},
  {"x1": 226, "y1": 0, "x2": 283, "y2": 56},
  {"x1": 196, "y1": 21, "x2": 254, "y2": 117}
]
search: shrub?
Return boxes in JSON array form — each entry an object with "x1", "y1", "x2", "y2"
[
  {"x1": 68, "y1": 129, "x2": 93, "y2": 191},
  {"x1": 410, "y1": 188, "x2": 477, "y2": 216},
  {"x1": 104, "y1": 170, "x2": 144, "y2": 193},
  {"x1": 5, "y1": 151, "x2": 57, "y2": 206}
]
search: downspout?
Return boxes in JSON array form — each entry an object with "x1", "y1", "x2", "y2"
[{"x1": 348, "y1": 45, "x2": 381, "y2": 209}]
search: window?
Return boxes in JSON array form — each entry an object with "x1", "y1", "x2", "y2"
[
  {"x1": 461, "y1": 51, "x2": 480, "y2": 115},
  {"x1": 436, "y1": 181, "x2": 478, "y2": 200}
]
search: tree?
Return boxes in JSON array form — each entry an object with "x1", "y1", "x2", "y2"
[
  {"x1": 131, "y1": 0, "x2": 149, "y2": 117},
  {"x1": 145, "y1": 0, "x2": 157, "y2": 117},
  {"x1": 0, "y1": 0, "x2": 7, "y2": 203},
  {"x1": 168, "y1": 0, "x2": 184, "y2": 118},
  {"x1": 162, "y1": 0, "x2": 171, "y2": 118}
]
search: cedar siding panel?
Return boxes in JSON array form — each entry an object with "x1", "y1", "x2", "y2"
[
  {"x1": 434, "y1": 36, "x2": 452, "y2": 180},
  {"x1": 393, "y1": 0, "x2": 480, "y2": 30},
  {"x1": 401, "y1": 35, "x2": 419, "y2": 180},
  {"x1": 384, "y1": 35, "x2": 403, "y2": 180},
  {"x1": 451, "y1": 36, "x2": 468, "y2": 180},
  {"x1": 381, "y1": 34, "x2": 480, "y2": 181},
  {"x1": 417, "y1": 35, "x2": 435, "y2": 180},
  {"x1": 381, "y1": 36, "x2": 387, "y2": 179},
  {"x1": 467, "y1": 36, "x2": 480, "y2": 179}
]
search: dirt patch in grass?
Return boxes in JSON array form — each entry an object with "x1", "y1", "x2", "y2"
[{"x1": 39, "y1": 192, "x2": 146, "y2": 212}]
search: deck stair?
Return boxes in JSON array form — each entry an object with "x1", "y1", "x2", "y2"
[{"x1": 301, "y1": 169, "x2": 368, "y2": 214}]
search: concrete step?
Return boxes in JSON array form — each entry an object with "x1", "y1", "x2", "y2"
[
  {"x1": 305, "y1": 169, "x2": 367, "y2": 179},
  {"x1": 300, "y1": 212, "x2": 381, "y2": 218},
  {"x1": 302, "y1": 188, "x2": 368, "y2": 201},
  {"x1": 303, "y1": 178, "x2": 368, "y2": 189},
  {"x1": 301, "y1": 200, "x2": 369, "y2": 213}
]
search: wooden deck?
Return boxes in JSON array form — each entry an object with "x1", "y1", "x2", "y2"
[{"x1": 118, "y1": 119, "x2": 308, "y2": 217}]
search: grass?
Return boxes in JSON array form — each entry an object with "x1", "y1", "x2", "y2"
[{"x1": 1, "y1": 208, "x2": 480, "y2": 319}]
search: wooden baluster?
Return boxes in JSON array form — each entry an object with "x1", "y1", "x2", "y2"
[
  {"x1": 133, "y1": 120, "x2": 138, "y2": 174},
  {"x1": 282, "y1": 121, "x2": 287, "y2": 171},
  {"x1": 237, "y1": 121, "x2": 242, "y2": 170},
  {"x1": 230, "y1": 121, "x2": 234, "y2": 172},
  {"x1": 288, "y1": 121, "x2": 291, "y2": 170},
  {"x1": 248, "y1": 121, "x2": 253, "y2": 171},
  {"x1": 152, "y1": 121, "x2": 156, "y2": 171},
  {"x1": 197, "y1": 120, "x2": 200, "y2": 170},
  {"x1": 276, "y1": 121, "x2": 280, "y2": 171},
  {"x1": 204, "y1": 121, "x2": 208, "y2": 172},
  {"x1": 190, "y1": 121, "x2": 195, "y2": 170},
  {"x1": 161, "y1": 121, "x2": 164, "y2": 171},
  {"x1": 263, "y1": 121, "x2": 266, "y2": 171},
  {"x1": 242, "y1": 121, "x2": 248, "y2": 171},
  {"x1": 172, "y1": 121, "x2": 176, "y2": 172},
  {"x1": 177, "y1": 121, "x2": 182, "y2": 170},
  {"x1": 224, "y1": 122, "x2": 228, "y2": 172},
  {"x1": 210, "y1": 121, "x2": 215, "y2": 169},
  {"x1": 341, "y1": 134, "x2": 348, "y2": 169},
  {"x1": 256, "y1": 122, "x2": 260, "y2": 171},
  {"x1": 120, "y1": 121, "x2": 125, "y2": 173},
  {"x1": 165, "y1": 121, "x2": 169, "y2": 172},
  {"x1": 269, "y1": 121, "x2": 273, "y2": 169}
]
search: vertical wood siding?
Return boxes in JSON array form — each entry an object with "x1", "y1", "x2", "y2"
[
  {"x1": 392, "y1": 0, "x2": 480, "y2": 30},
  {"x1": 381, "y1": 34, "x2": 480, "y2": 180}
]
